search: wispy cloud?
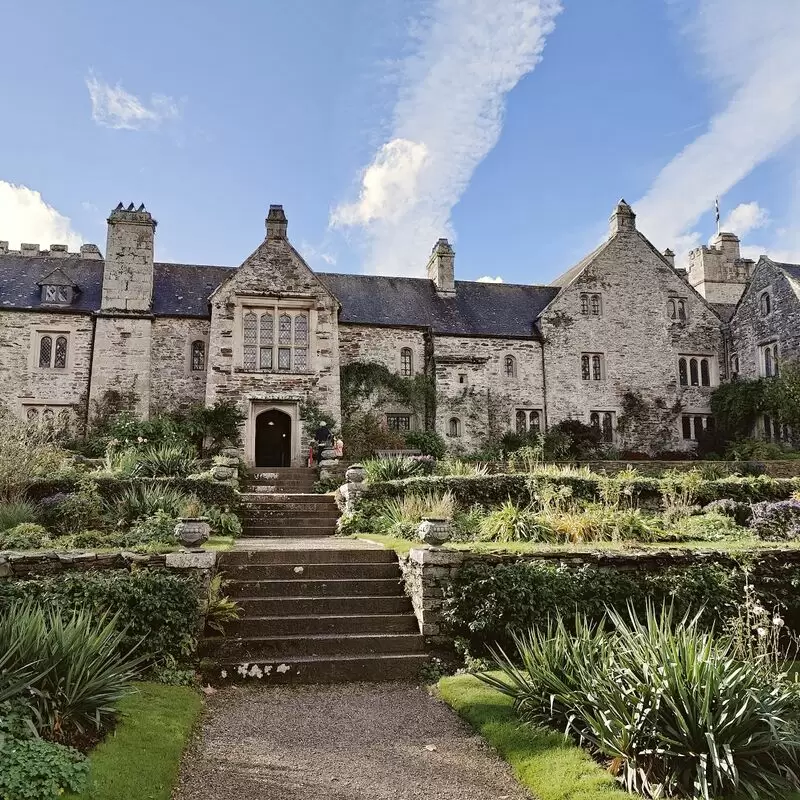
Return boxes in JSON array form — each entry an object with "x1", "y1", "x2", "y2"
[
  {"x1": 634, "y1": 0, "x2": 800, "y2": 258},
  {"x1": 0, "y1": 181, "x2": 82, "y2": 249},
  {"x1": 476, "y1": 275, "x2": 504, "y2": 283},
  {"x1": 299, "y1": 240, "x2": 338, "y2": 268},
  {"x1": 86, "y1": 71, "x2": 181, "y2": 131},
  {"x1": 719, "y1": 201, "x2": 769, "y2": 240},
  {"x1": 331, "y1": 0, "x2": 562, "y2": 276}
]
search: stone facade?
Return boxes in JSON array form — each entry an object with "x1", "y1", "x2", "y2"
[{"x1": 1, "y1": 198, "x2": 797, "y2": 461}]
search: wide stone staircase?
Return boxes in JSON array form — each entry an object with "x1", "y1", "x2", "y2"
[{"x1": 201, "y1": 468, "x2": 428, "y2": 683}]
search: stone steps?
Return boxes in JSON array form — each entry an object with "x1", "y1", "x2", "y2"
[
  {"x1": 203, "y1": 547, "x2": 426, "y2": 683},
  {"x1": 239, "y1": 526, "x2": 338, "y2": 539}
]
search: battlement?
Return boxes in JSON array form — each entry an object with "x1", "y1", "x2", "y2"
[
  {"x1": 108, "y1": 202, "x2": 157, "y2": 228},
  {"x1": 686, "y1": 232, "x2": 754, "y2": 305},
  {"x1": 0, "y1": 242, "x2": 102, "y2": 259}
]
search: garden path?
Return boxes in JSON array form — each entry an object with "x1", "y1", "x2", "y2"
[{"x1": 173, "y1": 682, "x2": 530, "y2": 800}]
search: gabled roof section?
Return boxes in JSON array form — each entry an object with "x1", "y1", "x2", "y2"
[
  {"x1": 317, "y1": 273, "x2": 558, "y2": 337},
  {"x1": 770, "y1": 258, "x2": 800, "y2": 301},
  {"x1": 152, "y1": 263, "x2": 235, "y2": 316},
  {"x1": 36, "y1": 266, "x2": 78, "y2": 288}
]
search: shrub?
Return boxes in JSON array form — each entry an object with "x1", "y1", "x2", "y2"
[
  {"x1": 0, "y1": 601, "x2": 145, "y2": 742},
  {"x1": 205, "y1": 506, "x2": 242, "y2": 538},
  {"x1": 202, "y1": 574, "x2": 241, "y2": 634},
  {"x1": 666, "y1": 511, "x2": 748, "y2": 542},
  {"x1": 702, "y1": 498, "x2": 752, "y2": 526},
  {"x1": 126, "y1": 510, "x2": 179, "y2": 547},
  {"x1": 377, "y1": 492, "x2": 455, "y2": 538},
  {"x1": 483, "y1": 603, "x2": 800, "y2": 799},
  {"x1": 435, "y1": 459, "x2": 489, "y2": 477},
  {"x1": 0, "y1": 570, "x2": 201, "y2": 664},
  {"x1": 362, "y1": 455, "x2": 429, "y2": 482},
  {"x1": 0, "y1": 523, "x2": 50, "y2": 550},
  {"x1": 507, "y1": 445, "x2": 543, "y2": 473},
  {"x1": 111, "y1": 483, "x2": 195, "y2": 526},
  {"x1": 750, "y1": 499, "x2": 800, "y2": 540},
  {"x1": 0, "y1": 499, "x2": 39, "y2": 532},
  {"x1": 341, "y1": 412, "x2": 406, "y2": 460},
  {"x1": 133, "y1": 442, "x2": 198, "y2": 477},
  {"x1": 404, "y1": 430, "x2": 446, "y2": 459},
  {"x1": 39, "y1": 481, "x2": 107, "y2": 536},
  {"x1": 543, "y1": 505, "x2": 658, "y2": 543},
  {"x1": 479, "y1": 501, "x2": 542, "y2": 542},
  {"x1": 442, "y1": 560, "x2": 744, "y2": 658},
  {"x1": 0, "y1": 737, "x2": 88, "y2": 799}
]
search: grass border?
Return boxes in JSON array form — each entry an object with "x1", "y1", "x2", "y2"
[
  {"x1": 65, "y1": 682, "x2": 202, "y2": 800},
  {"x1": 437, "y1": 673, "x2": 628, "y2": 800}
]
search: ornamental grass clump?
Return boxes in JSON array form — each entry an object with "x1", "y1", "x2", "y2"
[
  {"x1": 479, "y1": 500, "x2": 543, "y2": 542},
  {"x1": 362, "y1": 455, "x2": 429, "y2": 482},
  {"x1": 377, "y1": 491, "x2": 455, "y2": 538},
  {"x1": 111, "y1": 483, "x2": 195, "y2": 526},
  {"x1": 482, "y1": 602, "x2": 800, "y2": 800}
]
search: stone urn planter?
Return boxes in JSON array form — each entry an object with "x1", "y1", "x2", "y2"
[
  {"x1": 174, "y1": 517, "x2": 211, "y2": 547},
  {"x1": 417, "y1": 516, "x2": 452, "y2": 546}
]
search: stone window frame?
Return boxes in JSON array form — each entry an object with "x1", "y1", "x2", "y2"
[
  {"x1": 386, "y1": 413, "x2": 412, "y2": 432},
  {"x1": 667, "y1": 296, "x2": 688, "y2": 322},
  {"x1": 21, "y1": 403, "x2": 75, "y2": 435},
  {"x1": 515, "y1": 408, "x2": 542, "y2": 434},
  {"x1": 730, "y1": 353, "x2": 739, "y2": 378},
  {"x1": 190, "y1": 339, "x2": 207, "y2": 372},
  {"x1": 458, "y1": 373, "x2": 468, "y2": 386},
  {"x1": 681, "y1": 413, "x2": 714, "y2": 442},
  {"x1": 447, "y1": 417, "x2": 462, "y2": 438},
  {"x1": 759, "y1": 290, "x2": 772, "y2": 317},
  {"x1": 589, "y1": 410, "x2": 615, "y2": 442},
  {"x1": 32, "y1": 329, "x2": 71, "y2": 372},
  {"x1": 677, "y1": 354, "x2": 715, "y2": 388},
  {"x1": 760, "y1": 341, "x2": 779, "y2": 378},
  {"x1": 581, "y1": 352, "x2": 605, "y2": 381},
  {"x1": 504, "y1": 355, "x2": 517, "y2": 379},
  {"x1": 400, "y1": 348, "x2": 413, "y2": 377},
  {"x1": 234, "y1": 298, "x2": 315, "y2": 375},
  {"x1": 579, "y1": 293, "x2": 602, "y2": 316}
]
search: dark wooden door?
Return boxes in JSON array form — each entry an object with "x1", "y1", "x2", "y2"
[{"x1": 255, "y1": 410, "x2": 291, "y2": 467}]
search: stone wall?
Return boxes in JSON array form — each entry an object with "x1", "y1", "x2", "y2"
[
  {"x1": 0, "y1": 309, "x2": 94, "y2": 434},
  {"x1": 433, "y1": 335, "x2": 545, "y2": 453},
  {"x1": 729, "y1": 260, "x2": 800, "y2": 386},
  {"x1": 399, "y1": 545, "x2": 800, "y2": 646},
  {"x1": 0, "y1": 548, "x2": 217, "y2": 580},
  {"x1": 150, "y1": 317, "x2": 210, "y2": 413},
  {"x1": 541, "y1": 220, "x2": 725, "y2": 453}
]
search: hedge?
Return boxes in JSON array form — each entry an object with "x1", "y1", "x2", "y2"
[
  {"x1": 442, "y1": 557, "x2": 800, "y2": 658},
  {"x1": 21, "y1": 475, "x2": 238, "y2": 508},
  {"x1": 0, "y1": 569, "x2": 202, "y2": 663},
  {"x1": 359, "y1": 473, "x2": 800, "y2": 511}
]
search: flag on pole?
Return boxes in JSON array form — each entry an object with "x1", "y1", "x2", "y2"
[{"x1": 715, "y1": 197, "x2": 720, "y2": 234}]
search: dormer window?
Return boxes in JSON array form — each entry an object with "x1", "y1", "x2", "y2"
[
  {"x1": 37, "y1": 267, "x2": 77, "y2": 305},
  {"x1": 42, "y1": 285, "x2": 72, "y2": 304}
]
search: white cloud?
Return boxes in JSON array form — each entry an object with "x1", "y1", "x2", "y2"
[
  {"x1": 476, "y1": 275, "x2": 504, "y2": 283},
  {"x1": 718, "y1": 201, "x2": 769, "y2": 240},
  {"x1": 0, "y1": 181, "x2": 82, "y2": 249},
  {"x1": 634, "y1": 0, "x2": 800, "y2": 257},
  {"x1": 331, "y1": 0, "x2": 562, "y2": 276},
  {"x1": 299, "y1": 241, "x2": 337, "y2": 267},
  {"x1": 86, "y1": 71, "x2": 180, "y2": 131}
]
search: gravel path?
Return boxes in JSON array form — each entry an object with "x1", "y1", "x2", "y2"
[{"x1": 174, "y1": 682, "x2": 531, "y2": 800}]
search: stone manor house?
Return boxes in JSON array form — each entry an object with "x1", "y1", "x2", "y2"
[{"x1": 1, "y1": 200, "x2": 798, "y2": 466}]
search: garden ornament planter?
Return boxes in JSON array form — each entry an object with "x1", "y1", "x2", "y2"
[
  {"x1": 175, "y1": 517, "x2": 211, "y2": 547},
  {"x1": 418, "y1": 516, "x2": 452, "y2": 546}
]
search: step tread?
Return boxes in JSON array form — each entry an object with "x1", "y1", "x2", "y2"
[
  {"x1": 232, "y1": 613, "x2": 415, "y2": 622},
  {"x1": 235, "y1": 594, "x2": 409, "y2": 602},
  {"x1": 206, "y1": 632, "x2": 423, "y2": 644},
  {"x1": 212, "y1": 653, "x2": 427, "y2": 665}
]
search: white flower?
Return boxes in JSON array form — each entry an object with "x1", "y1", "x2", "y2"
[
  {"x1": 248, "y1": 665, "x2": 263, "y2": 679},
  {"x1": 220, "y1": 669, "x2": 228, "y2": 679},
  {"x1": 276, "y1": 663, "x2": 290, "y2": 674},
  {"x1": 773, "y1": 616, "x2": 785, "y2": 628},
  {"x1": 757, "y1": 627, "x2": 768, "y2": 637}
]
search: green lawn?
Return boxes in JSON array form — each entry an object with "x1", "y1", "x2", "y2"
[
  {"x1": 352, "y1": 532, "x2": 800, "y2": 557},
  {"x1": 66, "y1": 682, "x2": 202, "y2": 800},
  {"x1": 203, "y1": 535, "x2": 235, "y2": 551},
  {"x1": 437, "y1": 673, "x2": 628, "y2": 800}
]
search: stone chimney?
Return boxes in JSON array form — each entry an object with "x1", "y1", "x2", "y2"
[
  {"x1": 49, "y1": 244, "x2": 68, "y2": 258},
  {"x1": 686, "y1": 231, "x2": 754, "y2": 305},
  {"x1": 80, "y1": 243, "x2": 103, "y2": 260},
  {"x1": 0, "y1": 242, "x2": 7, "y2": 255},
  {"x1": 663, "y1": 248, "x2": 675, "y2": 267},
  {"x1": 266, "y1": 205, "x2": 288, "y2": 239},
  {"x1": 101, "y1": 203, "x2": 156, "y2": 312},
  {"x1": 609, "y1": 199, "x2": 636, "y2": 236},
  {"x1": 426, "y1": 238, "x2": 455, "y2": 296},
  {"x1": 20, "y1": 243, "x2": 40, "y2": 257}
]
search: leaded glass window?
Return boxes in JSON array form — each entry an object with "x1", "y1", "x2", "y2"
[
  {"x1": 191, "y1": 340, "x2": 205, "y2": 371},
  {"x1": 39, "y1": 336, "x2": 52, "y2": 368},
  {"x1": 53, "y1": 336, "x2": 67, "y2": 369},
  {"x1": 581, "y1": 354, "x2": 590, "y2": 381},
  {"x1": 516, "y1": 410, "x2": 527, "y2": 434},
  {"x1": 530, "y1": 411, "x2": 540, "y2": 432},
  {"x1": 700, "y1": 358, "x2": 710, "y2": 386},
  {"x1": 243, "y1": 312, "x2": 257, "y2": 370},
  {"x1": 592, "y1": 355, "x2": 602, "y2": 381},
  {"x1": 278, "y1": 347, "x2": 291, "y2": 371},
  {"x1": 294, "y1": 314, "x2": 308, "y2": 344},
  {"x1": 279, "y1": 314, "x2": 292, "y2": 345},
  {"x1": 690, "y1": 358, "x2": 699, "y2": 385},
  {"x1": 294, "y1": 347, "x2": 307, "y2": 371},
  {"x1": 400, "y1": 348, "x2": 413, "y2": 377},
  {"x1": 678, "y1": 357, "x2": 688, "y2": 386}
]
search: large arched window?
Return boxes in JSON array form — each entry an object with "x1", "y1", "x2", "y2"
[
  {"x1": 529, "y1": 410, "x2": 541, "y2": 433},
  {"x1": 53, "y1": 336, "x2": 67, "y2": 369},
  {"x1": 400, "y1": 348, "x2": 413, "y2": 377},
  {"x1": 678, "y1": 357, "x2": 688, "y2": 386},
  {"x1": 689, "y1": 358, "x2": 699, "y2": 386},
  {"x1": 448, "y1": 417, "x2": 462, "y2": 437},
  {"x1": 700, "y1": 358, "x2": 710, "y2": 387},
  {"x1": 191, "y1": 340, "x2": 206, "y2": 371},
  {"x1": 515, "y1": 409, "x2": 527, "y2": 434},
  {"x1": 504, "y1": 355, "x2": 516, "y2": 378},
  {"x1": 760, "y1": 291, "x2": 771, "y2": 316}
]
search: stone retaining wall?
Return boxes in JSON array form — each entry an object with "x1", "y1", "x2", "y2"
[
  {"x1": 0, "y1": 549, "x2": 217, "y2": 580},
  {"x1": 399, "y1": 546, "x2": 800, "y2": 646}
]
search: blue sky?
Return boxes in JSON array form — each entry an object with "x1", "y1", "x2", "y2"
[{"x1": 2, "y1": 0, "x2": 800, "y2": 284}]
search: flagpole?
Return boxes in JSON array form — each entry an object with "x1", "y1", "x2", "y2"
[{"x1": 715, "y1": 196, "x2": 720, "y2": 237}]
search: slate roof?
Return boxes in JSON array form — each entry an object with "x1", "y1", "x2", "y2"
[
  {"x1": 710, "y1": 303, "x2": 737, "y2": 323},
  {"x1": 0, "y1": 256, "x2": 234, "y2": 317},
  {"x1": 317, "y1": 273, "x2": 559, "y2": 337},
  {"x1": 772, "y1": 260, "x2": 800, "y2": 301},
  {"x1": 0, "y1": 255, "x2": 559, "y2": 335}
]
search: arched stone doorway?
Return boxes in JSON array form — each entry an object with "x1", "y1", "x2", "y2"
[{"x1": 255, "y1": 409, "x2": 292, "y2": 467}]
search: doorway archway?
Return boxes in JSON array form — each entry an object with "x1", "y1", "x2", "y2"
[{"x1": 255, "y1": 409, "x2": 292, "y2": 467}]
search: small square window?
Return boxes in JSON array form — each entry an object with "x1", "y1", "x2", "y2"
[
  {"x1": 386, "y1": 414, "x2": 411, "y2": 432},
  {"x1": 458, "y1": 374, "x2": 467, "y2": 384}
]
